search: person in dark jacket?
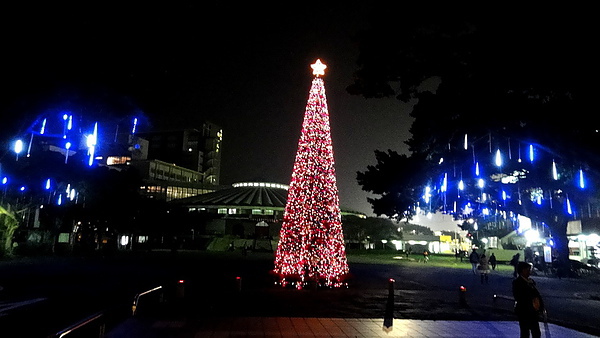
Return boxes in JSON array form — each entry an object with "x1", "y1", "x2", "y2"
[
  {"x1": 489, "y1": 253, "x2": 497, "y2": 270},
  {"x1": 469, "y1": 249, "x2": 480, "y2": 274},
  {"x1": 510, "y1": 253, "x2": 521, "y2": 277},
  {"x1": 512, "y1": 262, "x2": 545, "y2": 338}
]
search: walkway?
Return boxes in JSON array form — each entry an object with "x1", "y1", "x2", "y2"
[{"x1": 108, "y1": 316, "x2": 598, "y2": 337}]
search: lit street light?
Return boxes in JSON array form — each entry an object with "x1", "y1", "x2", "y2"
[
  {"x1": 65, "y1": 142, "x2": 72, "y2": 163},
  {"x1": 1, "y1": 176, "x2": 7, "y2": 202},
  {"x1": 14, "y1": 139, "x2": 24, "y2": 161}
]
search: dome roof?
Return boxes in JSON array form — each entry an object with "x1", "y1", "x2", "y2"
[
  {"x1": 170, "y1": 181, "x2": 366, "y2": 218},
  {"x1": 170, "y1": 182, "x2": 288, "y2": 208}
]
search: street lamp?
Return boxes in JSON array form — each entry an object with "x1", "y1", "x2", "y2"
[
  {"x1": 481, "y1": 237, "x2": 488, "y2": 249},
  {"x1": 381, "y1": 239, "x2": 388, "y2": 250},
  {"x1": 65, "y1": 142, "x2": 72, "y2": 164},
  {"x1": 86, "y1": 122, "x2": 98, "y2": 166},
  {"x1": 1, "y1": 176, "x2": 7, "y2": 202},
  {"x1": 62, "y1": 114, "x2": 68, "y2": 139},
  {"x1": 45, "y1": 178, "x2": 52, "y2": 204},
  {"x1": 14, "y1": 139, "x2": 24, "y2": 161}
]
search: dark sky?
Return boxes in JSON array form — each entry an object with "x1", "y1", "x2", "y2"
[{"x1": 1, "y1": 3, "x2": 412, "y2": 215}]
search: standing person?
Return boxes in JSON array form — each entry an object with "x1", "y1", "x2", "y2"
[
  {"x1": 513, "y1": 262, "x2": 545, "y2": 338},
  {"x1": 478, "y1": 254, "x2": 490, "y2": 284},
  {"x1": 469, "y1": 249, "x2": 480, "y2": 274},
  {"x1": 422, "y1": 249, "x2": 429, "y2": 263},
  {"x1": 510, "y1": 253, "x2": 521, "y2": 278},
  {"x1": 489, "y1": 253, "x2": 497, "y2": 270}
]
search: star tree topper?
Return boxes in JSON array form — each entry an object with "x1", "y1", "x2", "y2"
[{"x1": 311, "y1": 59, "x2": 327, "y2": 77}]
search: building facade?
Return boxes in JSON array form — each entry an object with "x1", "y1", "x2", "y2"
[
  {"x1": 167, "y1": 182, "x2": 366, "y2": 251},
  {"x1": 138, "y1": 122, "x2": 222, "y2": 185}
]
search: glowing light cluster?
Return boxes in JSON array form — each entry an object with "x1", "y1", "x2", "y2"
[
  {"x1": 422, "y1": 132, "x2": 592, "y2": 222},
  {"x1": 274, "y1": 61, "x2": 348, "y2": 288},
  {"x1": 86, "y1": 122, "x2": 98, "y2": 166},
  {"x1": 232, "y1": 182, "x2": 289, "y2": 190}
]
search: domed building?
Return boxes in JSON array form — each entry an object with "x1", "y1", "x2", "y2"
[{"x1": 168, "y1": 182, "x2": 366, "y2": 251}]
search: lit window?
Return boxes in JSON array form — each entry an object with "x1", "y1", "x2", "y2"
[
  {"x1": 218, "y1": 208, "x2": 227, "y2": 214},
  {"x1": 107, "y1": 156, "x2": 131, "y2": 165},
  {"x1": 252, "y1": 209, "x2": 263, "y2": 215},
  {"x1": 58, "y1": 233, "x2": 70, "y2": 243}
]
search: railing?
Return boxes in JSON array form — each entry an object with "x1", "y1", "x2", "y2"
[
  {"x1": 51, "y1": 285, "x2": 164, "y2": 337},
  {"x1": 493, "y1": 294, "x2": 513, "y2": 303},
  {"x1": 52, "y1": 312, "x2": 105, "y2": 338},
  {"x1": 492, "y1": 294, "x2": 515, "y2": 312},
  {"x1": 132, "y1": 285, "x2": 163, "y2": 316}
]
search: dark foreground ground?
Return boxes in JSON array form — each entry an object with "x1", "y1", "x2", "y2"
[{"x1": 1, "y1": 250, "x2": 599, "y2": 337}]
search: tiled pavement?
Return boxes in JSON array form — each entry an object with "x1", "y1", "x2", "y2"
[{"x1": 109, "y1": 316, "x2": 598, "y2": 337}]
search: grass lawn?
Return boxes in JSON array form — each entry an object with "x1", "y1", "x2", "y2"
[{"x1": 347, "y1": 250, "x2": 513, "y2": 273}]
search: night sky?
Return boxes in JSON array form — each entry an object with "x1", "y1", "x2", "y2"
[{"x1": 1, "y1": 3, "x2": 412, "y2": 215}]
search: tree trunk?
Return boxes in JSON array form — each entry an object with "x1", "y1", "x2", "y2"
[{"x1": 548, "y1": 214, "x2": 571, "y2": 278}]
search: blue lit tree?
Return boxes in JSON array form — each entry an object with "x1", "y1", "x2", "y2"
[
  {"x1": 0, "y1": 112, "x2": 144, "y2": 254},
  {"x1": 351, "y1": 13, "x2": 599, "y2": 275}
]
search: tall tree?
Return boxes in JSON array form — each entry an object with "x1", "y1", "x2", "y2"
[
  {"x1": 350, "y1": 9, "x2": 599, "y2": 275},
  {"x1": 274, "y1": 60, "x2": 348, "y2": 288}
]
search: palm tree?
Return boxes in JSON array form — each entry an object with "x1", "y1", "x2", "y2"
[{"x1": 0, "y1": 204, "x2": 22, "y2": 257}]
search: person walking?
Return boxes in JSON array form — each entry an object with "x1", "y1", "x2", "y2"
[
  {"x1": 513, "y1": 262, "x2": 545, "y2": 338},
  {"x1": 478, "y1": 254, "x2": 490, "y2": 284},
  {"x1": 489, "y1": 253, "x2": 497, "y2": 270},
  {"x1": 510, "y1": 253, "x2": 521, "y2": 278},
  {"x1": 469, "y1": 249, "x2": 480, "y2": 274}
]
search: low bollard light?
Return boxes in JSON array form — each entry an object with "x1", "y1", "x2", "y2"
[
  {"x1": 236, "y1": 276, "x2": 242, "y2": 292},
  {"x1": 176, "y1": 279, "x2": 185, "y2": 298},
  {"x1": 383, "y1": 278, "x2": 395, "y2": 331},
  {"x1": 459, "y1": 285, "x2": 467, "y2": 307}
]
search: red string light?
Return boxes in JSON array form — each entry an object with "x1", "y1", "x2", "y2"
[{"x1": 274, "y1": 66, "x2": 349, "y2": 289}]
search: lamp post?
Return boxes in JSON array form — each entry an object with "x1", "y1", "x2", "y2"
[
  {"x1": 1, "y1": 176, "x2": 7, "y2": 203},
  {"x1": 65, "y1": 142, "x2": 71, "y2": 164},
  {"x1": 14, "y1": 139, "x2": 23, "y2": 161},
  {"x1": 45, "y1": 178, "x2": 53, "y2": 204}
]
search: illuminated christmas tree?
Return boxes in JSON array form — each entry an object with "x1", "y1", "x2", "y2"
[{"x1": 274, "y1": 59, "x2": 349, "y2": 288}]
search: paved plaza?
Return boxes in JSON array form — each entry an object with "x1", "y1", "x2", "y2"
[
  {"x1": 3, "y1": 252, "x2": 599, "y2": 337},
  {"x1": 108, "y1": 316, "x2": 597, "y2": 337}
]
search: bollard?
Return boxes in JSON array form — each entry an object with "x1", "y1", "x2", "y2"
[
  {"x1": 383, "y1": 278, "x2": 395, "y2": 331},
  {"x1": 236, "y1": 276, "x2": 242, "y2": 292},
  {"x1": 176, "y1": 279, "x2": 185, "y2": 298},
  {"x1": 459, "y1": 285, "x2": 467, "y2": 307}
]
